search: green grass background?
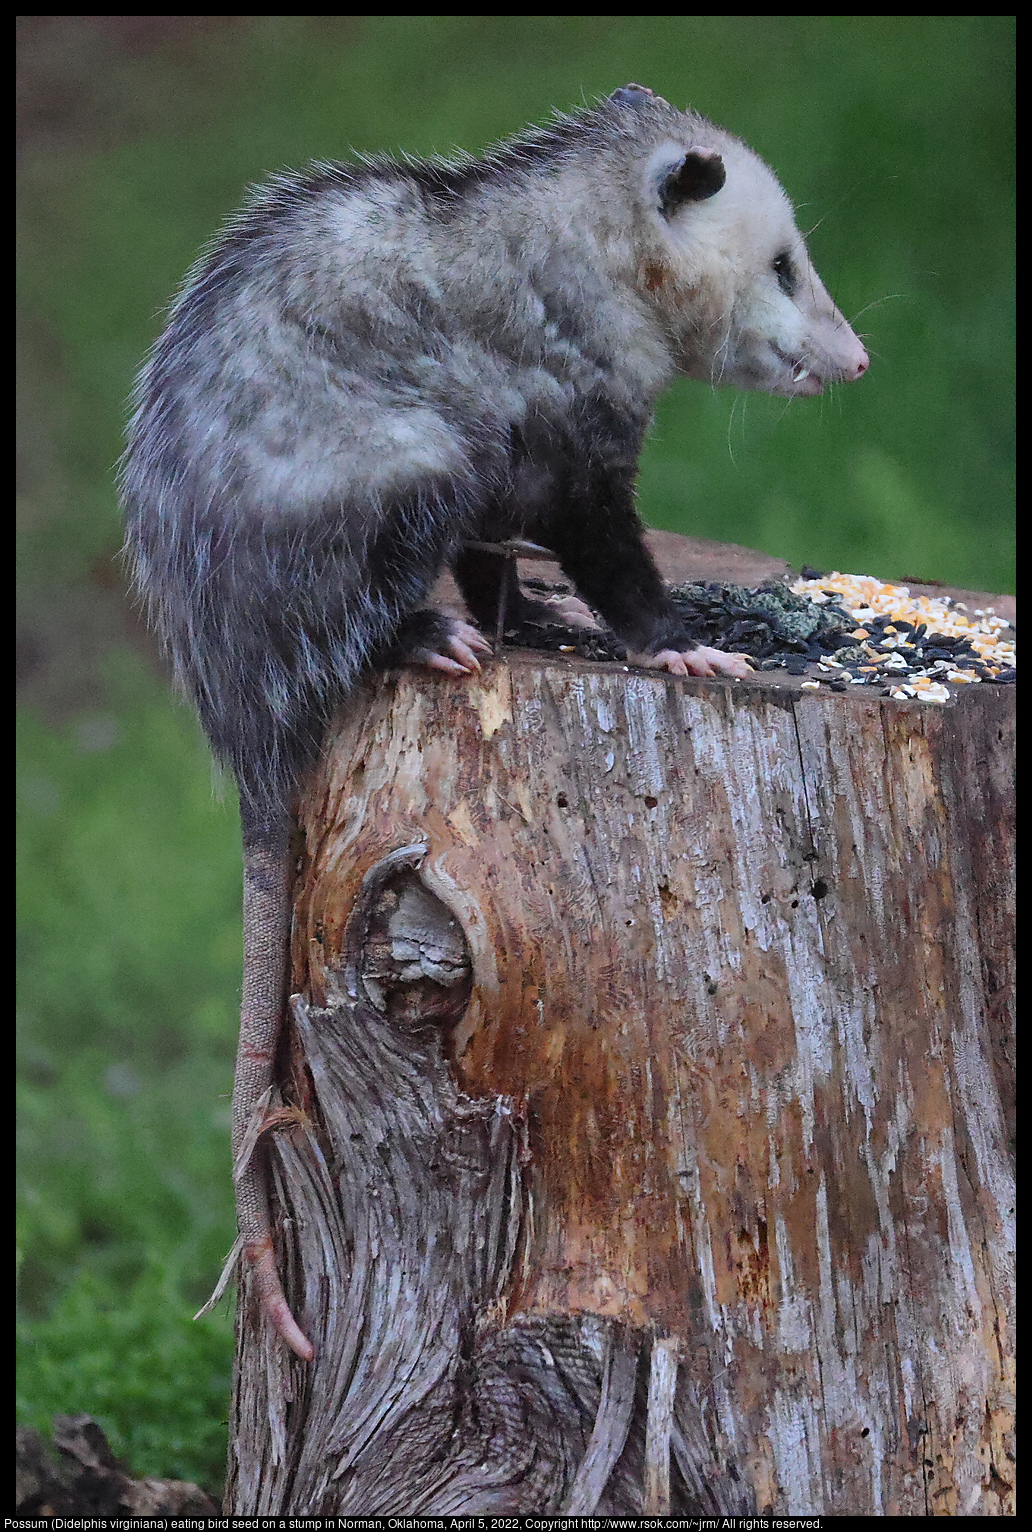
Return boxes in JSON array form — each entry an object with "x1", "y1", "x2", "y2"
[{"x1": 17, "y1": 16, "x2": 1013, "y2": 1495}]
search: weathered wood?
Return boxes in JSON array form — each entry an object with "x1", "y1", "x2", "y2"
[
  {"x1": 643, "y1": 1336, "x2": 679, "y2": 1512},
  {"x1": 228, "y1": 652, "x2": 1014, "y2": 1516}
]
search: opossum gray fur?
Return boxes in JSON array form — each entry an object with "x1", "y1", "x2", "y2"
[{"x1": 120, "y1": 84, "x2": 867, "y2": 1360}]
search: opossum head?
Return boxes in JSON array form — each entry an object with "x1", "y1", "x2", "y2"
[{"x1": 611, "y1": 89, "x2": 868, "y2": 396}]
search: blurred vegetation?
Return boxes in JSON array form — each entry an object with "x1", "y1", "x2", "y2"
[
  {"x1": 17, "y1": 16, "x2": 1013, "y2": 1495},
  {"x1": 17, "y1": 662, "x2": 240, "y2": 1489}
]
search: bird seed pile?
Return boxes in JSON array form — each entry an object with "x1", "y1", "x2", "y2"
[
  {"x1": 784, "y1": 569, "x2": 1015, "y2": 701},
  {"x1": 503, "y1": 570, "x2": 1015, "y2": 701}
]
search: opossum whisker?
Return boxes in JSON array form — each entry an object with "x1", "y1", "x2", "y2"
[
  {"x1": 725, "y1": 392, "x2": 743, "y2": 465},
  {"x1": 799, "y1": 211, "x2": 832, "y2": 242},
  {"x1": 848, "y1": 294, "x2": 904, "y2": 326}
]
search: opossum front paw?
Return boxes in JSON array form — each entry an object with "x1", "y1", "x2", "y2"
[{"x1": 647, "y1": 645, "x2": 754, "y2": 680}]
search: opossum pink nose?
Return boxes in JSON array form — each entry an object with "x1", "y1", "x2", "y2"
[{"x1": 848, "y1": 343, "x2": 870, "y2": 381}]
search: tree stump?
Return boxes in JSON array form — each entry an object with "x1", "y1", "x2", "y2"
[{"x1": 225, "y1": 602, "x2": 1014, "y2": 1515}]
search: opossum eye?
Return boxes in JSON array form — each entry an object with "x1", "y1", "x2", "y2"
[{"x1": 772, "y1": 250, "x2": 798, "y2": 297}]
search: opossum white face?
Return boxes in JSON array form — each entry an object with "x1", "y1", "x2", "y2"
[{"x1": 637, "y1": 136, "x2": 868, "y2": 397}]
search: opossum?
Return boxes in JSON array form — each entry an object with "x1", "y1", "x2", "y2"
[{"x1": 119, "y1": 84, "x2": 868, "y2": 1361}]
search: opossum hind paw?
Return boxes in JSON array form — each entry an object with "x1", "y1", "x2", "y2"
[
  {"x1": 648, "y1": 646, "x2": 754, "y2": 680},
  {"x1": 405, "y1": 613, "x2": 492, "y2": 675}
]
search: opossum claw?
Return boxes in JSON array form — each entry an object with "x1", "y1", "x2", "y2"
[
  {"x1": 447, "y1": 640, "x2": 483, "y2": 672},
  {"x1": 648, "y1": 646, "x2": 754, "y2": 680},
  {"x1": 416, "y1": 620, "x2": 491, "y2": 675},
  {"x1": 420, "y1": 650, "x2": 476, "y2": 675},
  {"x1": 452, "y1": 620, "x2": 493, "y2": 656}
]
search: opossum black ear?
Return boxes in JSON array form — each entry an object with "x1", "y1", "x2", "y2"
[
  {"x1": 658, "y1": 150, "x2": 726, "y2": 216},
  {"x1": 610, "y1": 83, "x2": 655, "y2": 106}
]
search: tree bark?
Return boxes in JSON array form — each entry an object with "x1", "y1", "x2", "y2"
[{"x1": 226, "y1": 642, "x2": 1014, "y2": 1515}]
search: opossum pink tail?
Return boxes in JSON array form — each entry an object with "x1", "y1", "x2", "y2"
[
  {"x1": 233, "y1": 812, "x2": 314, "y2": 1362},
  {"x1": 243, "y1": 1235, "x2": 315, "y2": 1361}
]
